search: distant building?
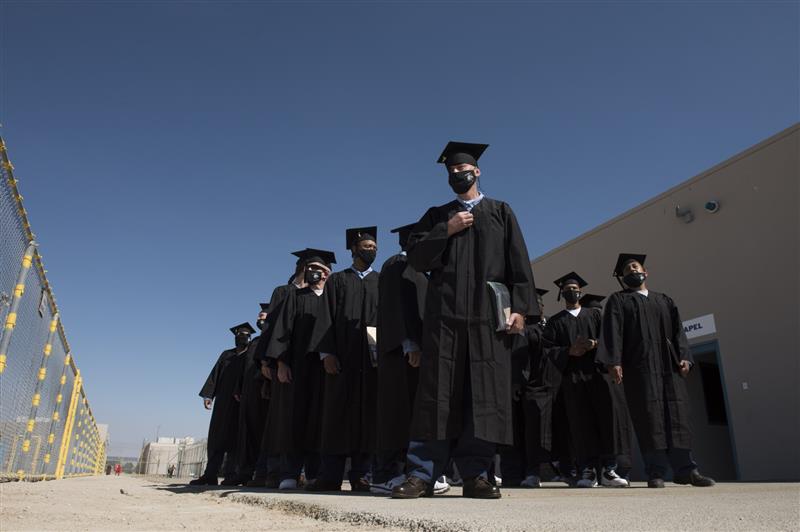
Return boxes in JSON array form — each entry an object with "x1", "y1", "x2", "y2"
[{"x1": 531, "y1": 124, "x2": 799, "y2": 481}]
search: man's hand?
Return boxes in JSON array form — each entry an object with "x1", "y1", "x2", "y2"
[
  {"x1": 609, "y1": 365, "x2": 623, "y2": 385},
  {"x1": 407, "y1": 350, "x2": 421, "y2": 368},
  {"x1": 323, "y1": 355, "x2": 341, "y2": 375},
  {"x1": 260, "y1": 362, "x2": 272, "y2": 380},
  {"x1": 505, "y1": 313, "x2": 525, "y2": 334},
  {"x1": 679, "y1": 360, "x2": 691, "y2": 377},
  {"x1": 569, "y1": 336, "x2": 589, "y2": 357},
  {"x1": 447, "y1": 212, "x2": 474, "y2": 236},
  {"x1": 277, "y1": 361, "x2": 292, "y2": 384},
  {"x1": 233, "y1": 394, "x2": 241, "y2": 402},
  {"x1": 203, "y1": 398, "x2": 212, "y2": 410}
]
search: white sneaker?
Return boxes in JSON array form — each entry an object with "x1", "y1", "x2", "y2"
[
  {"x1": 433, "y1": 475, "x2": 450, "y2": 494},
  {"x1": 520, "y1": 474, "x2": 541, "y2": 488},
  {"x1": 369, "y1": 474, "x2": 406, "y2": 495},
  {"x1": 278, "y1": 478, "x2": 298, "y2": 490},
  {"x1": 576, "y1": 468, "x2": 598, "y2": 488},
  {"x1": 600, "y1": 468, "x2": 629, "y2": 487},
  {"x1": 494, "y1": 475, "x2": 503, "y2": 487}
]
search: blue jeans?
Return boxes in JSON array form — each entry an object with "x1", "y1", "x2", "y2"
[
  {"x1": 643, "y1": 448, "x2": 697, "y2": 479},
  {"x1": 406, "y1": 374, "x2": 495, "y2": 483}
]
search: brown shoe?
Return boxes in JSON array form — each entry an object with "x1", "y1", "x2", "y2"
[
  {"x1": 463, "y1": 477, "x2": 501, "y2": 499},
  {"x1": 391, "y1": 476, "x2": 430, "y2": 499}
]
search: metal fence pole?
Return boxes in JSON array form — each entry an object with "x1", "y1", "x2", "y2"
[
  {"x1": 55, "y1": 371, "x2": 81, "y2": 479},
  {"x1": 0, "y1": 241, "x2": 37, "y2": 375}
]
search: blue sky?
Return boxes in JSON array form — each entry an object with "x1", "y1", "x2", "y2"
[{"x1": 1, "y1": 1, "x2": 796, "y2": 456}]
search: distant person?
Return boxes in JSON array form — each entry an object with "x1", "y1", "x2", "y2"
[
  {"x1": 167, "y1": 464, "x2": 175, "y2": 478},
  {"x1": 392, "y1": 141, "x2": 537, "y2": 500},
  {"x1": 264, "y1": 249, "x2": 336, "y2": 490},
  {"x1": 114, "y1": 463, "x2": 121, "y2": 476},
  {"x1": 105, "y1": 464, "x2": 112, "y2": 475},
  {"x1": 190, "y1": 322, "x2": 255, "y2": 486},
  {"x1": 597, "y1": 254, "x2": 715, "y2": 489},
  {"x1": 542, "y1": 272, "x2": 629, "y2": 488}
]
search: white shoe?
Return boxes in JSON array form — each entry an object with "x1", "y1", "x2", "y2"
[
  {"x1": 369, "y1": 474, "x2": 406, "y2": 495},
  {"x1": 520, "y1": 474, "x2": 541, "y2": 488},
  {"x1": 600, "y1": 468, "x2": 630, "y2": 487},
  {"x1": 433, "y1": 475, "x2": 450, "y2": 494},
  {"x1": 576, "y1": 468, "x2": 598, "y2": 488},
  {"x1": 494, "y1": 475, "x2": 503, "y2": 487},
  {"x1": 278, "y1": 478, "x2": 298, "y2": 490}
]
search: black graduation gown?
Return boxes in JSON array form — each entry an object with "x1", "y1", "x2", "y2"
[
  {"x1": 376, "y1": 253, "x2": 428, "y2": 451},
  {"x1": 254, "y1": 283, "x2": 295, "y2": 363},
  {"x1": 235, "y1": 336, "x2": 270, "y2": 471},
  {"x1": 596, "y1": 290, "x2": 693, "y2": 452},
  {"x1": 319, "y1": 268, "x2": 380, "y2": 454},
  {"x1": 199, "y1": 347, "x2": 247, "y2": 455},
  {"x1": 543, "y1": 308, "x2": 631, "y2": 461},
  {"x1": 263, "y1": 286, "x2": 333, "y2": 454},
  {"x1": 520, "y1": 321, "x2": 557, "y2": 456},
  {"x1": 407, "y1": 197, "x2": 536, "y2": 445}
]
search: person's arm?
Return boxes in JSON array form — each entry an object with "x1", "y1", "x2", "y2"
[
  {"x1": 503, "y1": 204, "x2": 536, "y2": 324},
  {"x1": 668, "y1": 296, "x2": 693, "y2": 376},
  {"x1": 542, "y1": 321, "x2": 570, "y2": 372},
  {"x1": 596, "y1": 294, "x2": 624, "y2": 384},
  {"x1": 406, "y1": 208, "x2": 450, "y2": 273}
]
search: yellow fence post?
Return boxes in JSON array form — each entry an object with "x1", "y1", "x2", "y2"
[{"x1": 55, "y1": 371, "x2": 81, "y2": 479}]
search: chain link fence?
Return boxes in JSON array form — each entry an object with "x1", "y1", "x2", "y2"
[
  {"x1": 0, "y1": 136, "x2": 106, "y2": 480},
  {"x1": 135, "y1": 438, "x2": 207, "y2": 480}
]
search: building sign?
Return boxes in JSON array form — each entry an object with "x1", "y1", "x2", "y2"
[{"x1": 683, "y1": 313, "x2": 716, "y2": 340}]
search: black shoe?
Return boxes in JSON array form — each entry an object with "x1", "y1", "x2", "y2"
[
  {"x1": 674, "y1": 470, "x2": 715, "y2": 487},
  {"x1": 349, "y1": 477, "x2": 371, "y2": 492},
  {"x1": 304, "y1": 478, "x2": 342, "y2": 492},
  {"x1": 391, "y1": 476, "x2": 430, "y2": 499},
  {"x1": 246, "y1": 477, "x2": 266, "y2": 488},
  {"x1": 647, "y1": 477, "x2": 665, "y2": 488},
  {"x1": 264, "y1": 475, "x2": 280, "y2": 489},
  {"x1": 220, "y1": 477, "x2": 245, "y2": 486},
  {"x1": 463, "y1": 477, "x2": 502, "y2": 499},
  {"x1": 188, "y1": 475, "x2": 218, "y2": 486}
]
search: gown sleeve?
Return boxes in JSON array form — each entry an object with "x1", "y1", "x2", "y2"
[
  {"x1": 198, "y1": 351, "x2": 225, "y2": 399},
  {"x1": 596, "y1": 293, "x2": 624, "y2": 367},
  {"x1": 503, "y1": 203, "x2": 536, "y2": 318},
  {"x1": 542, "y1": 320, "x2": 570, "y2": 372},
  {"x1": 668, "y1": 296, "x2": 693, "y2": 364},
  {"x1": 265, "y1": 288, "x2": 297, "y2": 363},
  {"x1": 407, "y1": 207, "x2": 450, "y2": 273}
]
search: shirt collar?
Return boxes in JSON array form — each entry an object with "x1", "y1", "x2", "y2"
[
  {"x1": 350, "y1": 265, "x2": 373, "y2": 279},
  {"x1": 456, "y1": 191, "x2": 485, "y2": 212}
]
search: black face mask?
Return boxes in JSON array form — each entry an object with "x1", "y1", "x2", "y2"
[
  {"x1": 235, "y1": 335, "x2": 249, "y2": 348},
  {"x1": 355, "y1": 248, "x2": 376, "y2": 267},
  {"x1": 305, "y1": 269, "x2": 323, "y2": 285},
  {"x1": 562, "y1": 290, "x2": 581, "y2": 304},
  {"x1": 623, "y1": 272, "x2": 647, "y2": 288},
  {"x1": 256, "y1": 319, "x2": 266, "y2": 330},
  {"x1": 448, "y1": 170, "x2": 476, "y2": 194}
]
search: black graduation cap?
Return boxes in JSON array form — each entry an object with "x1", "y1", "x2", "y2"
[
  {"x1": 437, "y1": 141, "x2": 489, "y2": 167},
  {"x1": 296, "y1": 248, "x2": 337, "y2": 268},
  {"x1": 612, "y1": 253, "x2": 647, "y2": 277},
  {"x1": 391, "y1": 223, "x2": 415, "y2": 250},
  {"x1": 259, "y1": 303, "x2": 269, "y2": 312},
  {"x1": 535, "y1": 288, "x2": 549, "y2": 296},
  {"x1": 553, "y1": 272, "x2": 588, "y2": 290},
  {"x1": 291, "y1": 248, "x2": 309, "y2": 265},
  {"x1": 346, "y1": 226, "x2": 377, "y2": 250},
  {"x1": 579, "y1": 293, "x2": 606, "y2": 309},
  {"x1": 230, "y1": 322, "x2": 256, "y2": 335}
]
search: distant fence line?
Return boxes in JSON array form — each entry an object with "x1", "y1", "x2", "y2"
[{"x1": 0, "y1": 136, "x2": 106, "y2": 480}]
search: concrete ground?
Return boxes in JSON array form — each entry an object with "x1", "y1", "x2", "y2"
[{"x1": 1, "y1": 475, "x2": 798, "y2": 531}]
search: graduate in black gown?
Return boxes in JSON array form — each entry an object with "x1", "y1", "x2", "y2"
[
  {"x1": 499, "y1": 288, "x2": 548, "y2": 488},
  {"x1": 250, "y1": 254, "x2": 308, "y2": 488},
  {"x1": 371, "y1": 224, "x2": 429, "y2": 493},
  {"x1": 309, "y1": 228, "x2": 380, "y2": 492},
  {"x1": 264, "y1": 249, "x2": 337, "y2": 490},
  {"x1": 190, "y1": 322, "x2": 255, "y2": 486},
  {"x1": 392, "y1": 142, "x2": 537, "y2": 500},
  {"x1": 597, "y1": 254, "x2": 714, "y2": 488},
  {"x1": 231, "y1": 305, "x2": 272, "y2": 486},
  {"x1": 543, "y1": 272, "x2": 630, "y2": 488}
]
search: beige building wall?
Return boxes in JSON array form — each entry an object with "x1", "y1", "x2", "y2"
[{"x1": 531, "y1": 124, "x2": 799, "y2": 481}]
